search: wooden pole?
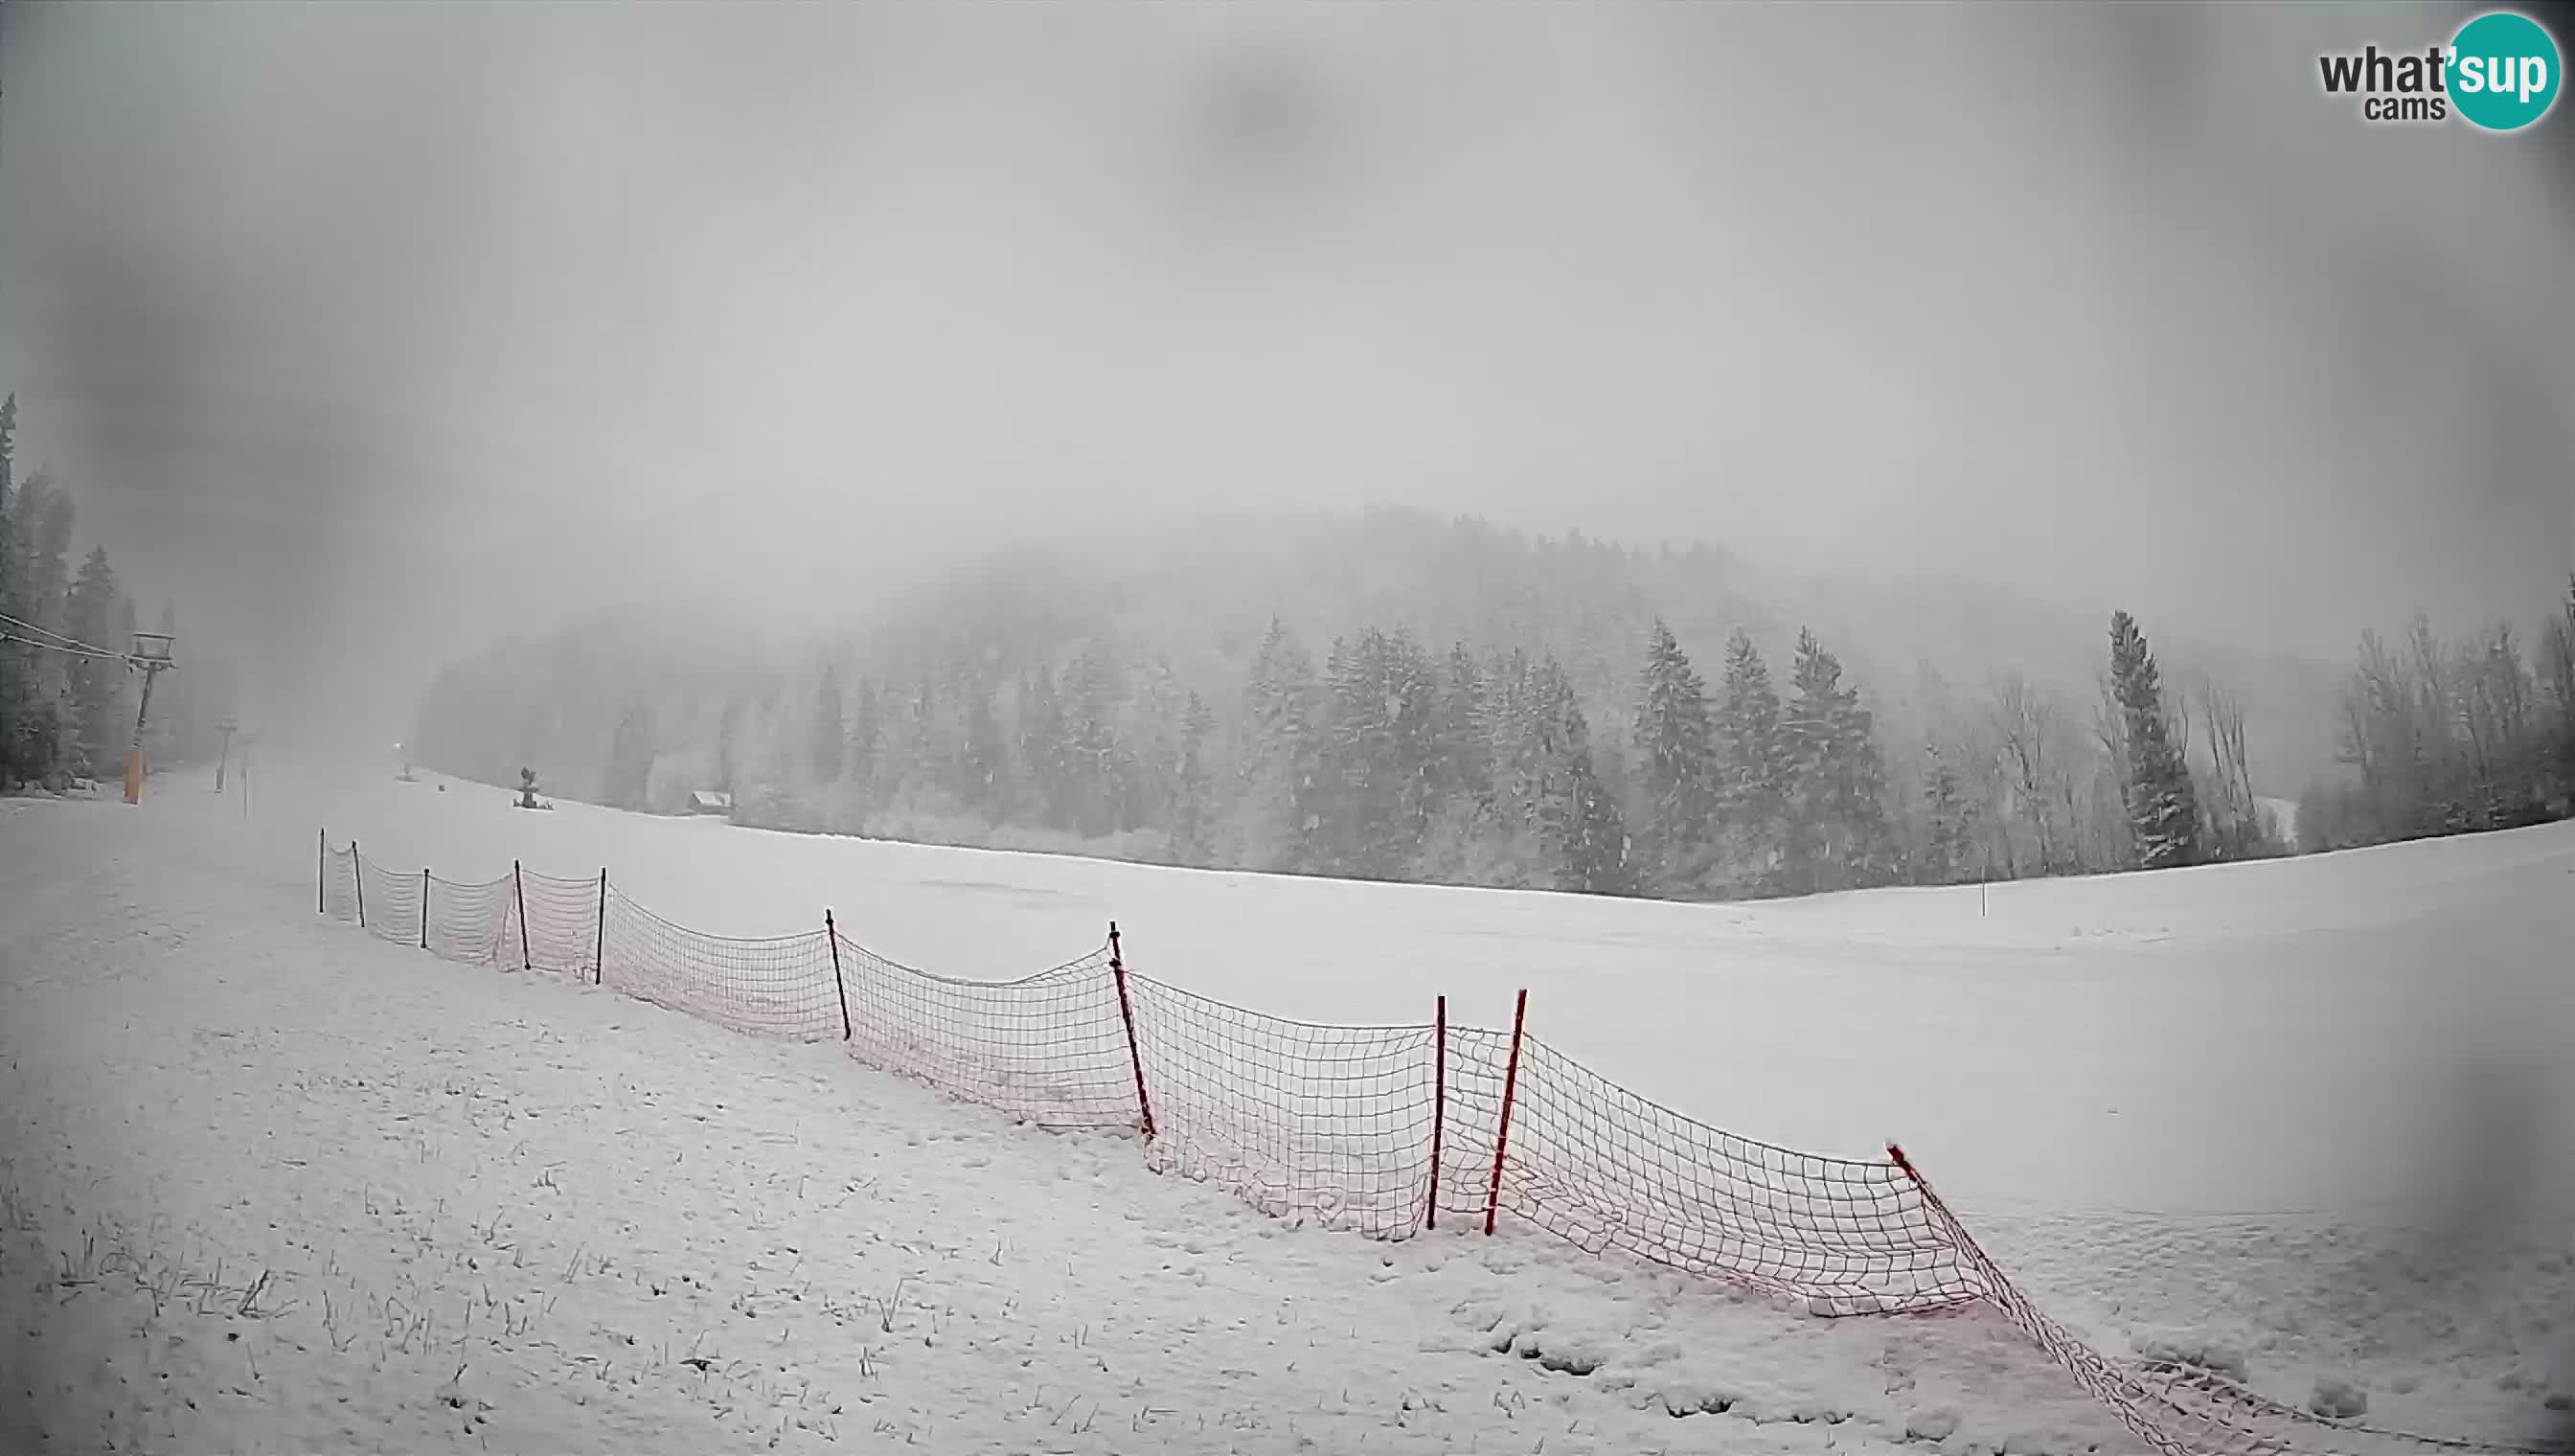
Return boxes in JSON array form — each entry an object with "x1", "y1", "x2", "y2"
[
  {"x1": 1484, "y1": 989, "x2": 1528, "y2": 1238},
  {"x1": 1108, "y1": 921, "x2": 1155, "y2": 1140},
  {"x1": 513, "y1": 860, "x2": 532, "y2": 971},
  {"x1": 1425, "y1": 993, "x2": 1447, "y2": 1231},
  {"x1": 420, "y1": 869, "x2": 431, "y2": 950},
  {"x1": 825, "y1": 910, "x2": 853, "y2": 1041},
  {"x1": 316, "y1": 829, "x2": 326, "y2": 915},
  {"x1": 352, "y1": 841, "x2": 366, "y2": 928},
  {"x1": 593, "y1": 869, "x2": 607, "y2": 986}
]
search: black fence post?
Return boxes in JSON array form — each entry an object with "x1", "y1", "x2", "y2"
[
  {"x1": 593, "y1": 869, "x2": 607, "y2": 986},
  {"x1": 1426, "y1": 993, "x2": 1447, "y2": 1231},
  {"x1": 1108, "y1": 921, "x2": 1155, "y2": 1140},
  {"x1": 316, "y1": 829, "x2": 326, "y2": 915},
  {"x1": 1484, "y1": 988, "x2": 1528, "y2": 1237},
  {"x1": 353, "y1": 841, "x2": 366, "y2": 928},
  {"x1": 825, "y1": 910, "x2": 853, "y2": 1041},
  {"x1": 513, "y1": 860, "x2": 533, "y2": 971},
  {"x1": 420, "y1": 869, "x2": 431, "y2": 950}
]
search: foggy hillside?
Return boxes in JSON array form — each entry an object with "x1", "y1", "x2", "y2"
[
  {"x1": 410, "y1": 506, "x2": 2436, "y2": 904},
  {"x1": 418, "y1": 508, "x2": 2348, "y2": 798},
  {"x1": 5, "y1": 3, "x2": 2571, "y2": 750}
]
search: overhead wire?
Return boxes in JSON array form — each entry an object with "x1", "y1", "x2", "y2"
[{"x1": 0, "y1": 611, "x2": 158, "y2": 663}]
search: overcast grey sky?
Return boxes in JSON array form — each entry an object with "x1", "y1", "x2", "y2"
[{"x1": 2, "y1": 1, "x2": 2568, "y2": 739}]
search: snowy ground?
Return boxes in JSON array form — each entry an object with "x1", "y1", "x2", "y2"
[{"x1": 5, "y1": 758, "x2": 2572, "y2": 1451}]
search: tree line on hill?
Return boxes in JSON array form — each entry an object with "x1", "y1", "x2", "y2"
[
  {"x1": 422, "y1": 535, "x2": 2315, "y2": 900},
  {"x1": 2298, "y1": 580, "x2": 2575, "y2": 851},
  {"x1": 0, "y1": 393, "x2": 237, "y2": 790}
]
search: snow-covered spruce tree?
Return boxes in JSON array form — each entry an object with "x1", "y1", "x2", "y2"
[
  {"x1": 65, "y1": 546, "x2": 125, "y2": 778},
  {"x1": 809, "y1": 666, "x2": 845, "y2": 784},
  {"x1": 2108, "y1": 610, "x2": 2201, "y2": 870},
  {"x1": 1523, "y1": 658, "x2": 1632, "y2": 895},
  {"x1": 844, "y1": 680, "x2": 881, "y2": 805},
  {"x1": 1384, "y1": 627, "x2": 1442, "y2": 863},
  {"x1": 1782, "y1": 629, "x2": 1835, "y2": 893},
  {"x1": 1059, "y1": 644, "x2": 1126, "y2": 839},
  {"x1": 714, "y1": 694, "x2": 742, "y2": 799},
  {"x1": 1014, "y1": 664, "x2": 1065, "y2": 828},
  {"x1": 1315, "y1": 626, "x2": 1439, "y2": 880},
  {"x1": 1431, "y1": 643, "x2": 1493, "y2": 809},
  {"x1": 1713, "y1": 630, "x2": 1789, "y2": 893},
  {"x1": 1917, "y1": 740, "x2": 1970, "y2": 885},
  {"x1": 1785, "y1": 627, "x2": 1893, "y2": 893},
  {"x1": 599, "y1": 700, "x2": 658, "y2": 811},
  {"x1": 1630, "y1": 620, "x2": 1719, "y2": 896},
  {"x1": 1415, "y1": 643, "x2": 1500, "y2": 882},
  {"x1": 738, "y1": 699, "x2": 805, "y2": 829},
  {"x1": 11, "y1": 473, "x2": 75, "y2": 785},
  {"x1": 1236, "y1": 619, "x2": 1321, "y2": 873},
  {"x1": 958, "y1": 672, "x2": 1009, "y2": 816},
  {"x1": 874, "y1": 673, "x2": 935, "y2": 811},
  {"x1": 1313, "y1": 634, "x2": 1371, "y2": 875},
  {"x1": 1170, "y1": 690, "x2": 1218, "y2": 866}
]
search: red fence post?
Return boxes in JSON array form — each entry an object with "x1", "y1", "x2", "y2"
[
  {"x1": 513, "y1": 860, "x2": 532, "y2": 971},
  {"x1": 593, "y1": 869, "x2": 607, "y2": 986},
  {"x1": 317, "y1": 829, "x2": 326, "y2": 915},
  {"x1": 353, "y1": 841, "x2": 366, "y2": 928},
  {"x1": 825, "y1": 910, "x2": 853, "y2": 1041},
  {"x1": 1425, "y1": 993, "x2": 1447, "y2": 1232},
  {"x1": 421, "y1": 869, "x2": 431, "y2": 950},
  {"x1": 1484, "y1": 988, "x2": 1527, "y2": 1238},
  {"x1": 1108, "y1": 921, "x2": 1156, "y2": 1140}
]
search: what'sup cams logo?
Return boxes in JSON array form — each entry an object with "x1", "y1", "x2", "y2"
[{"x1": 2318, "y1": 9, "x2": 2562, "y2": 130}]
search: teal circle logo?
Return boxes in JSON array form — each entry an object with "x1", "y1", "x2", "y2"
[{"x1": 2450, "y1": 11, "x2": 2561, "y2": 131}]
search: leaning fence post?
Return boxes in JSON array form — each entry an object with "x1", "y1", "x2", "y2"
[
  {"x1": 353, "y1": 841, "x2": 366, "y2": 928},
  {"x1": 421, "y1": 869, "x2": 431, "y2": 950},
  {"x1": 513, "y1": 860, "x2": 533, "y2": 971},
  {"x1": 1484, "y1": 988, "x2": 1528, "y2": 1237},
  {"x1": 1108, "y1": 921, "x2": 1156, "y2": 1140},
  {"x1": 593, "y1": 869, "x2": 608, "y2": 986},
  {"x1": 825, "y1": 910, "x2": 853, "y2": 1041},
  {"x1": 317, "y1": 829, "x2": 326, "y2": 915},
  {"x1": 1425, "y1": 993, "x2": 1447, "y2": 1232}
]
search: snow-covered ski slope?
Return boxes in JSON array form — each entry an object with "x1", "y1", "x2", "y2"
[{"x1": 5, "y1": 756, "x2": 2570, "y2": 1452}]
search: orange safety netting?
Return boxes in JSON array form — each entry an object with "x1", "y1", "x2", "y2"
[{"x1": 313, "y1": 835, "x2": 2534, "y2": 1456}]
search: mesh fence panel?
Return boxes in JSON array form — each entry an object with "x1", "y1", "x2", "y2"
[
  {"x1": 426, "y1": 875, "x2": 513, "y2": 966},
  {"x1": 1489, "y1": 1039, "x2": 1982, "y2": 1314},
  {"x1": 835, "y1": 938, "x2": 1138, "y2": 1130},
  {"x1": 321, "y1": 846, "x2": 360, "y2": 923},
  {"x1": 1126, "y1": 974, "x2": 1437, "y2": 1240},
  {"x1": 354, "y1": 856, "x2": 424, "y2": 948},
  {"x1": 603, "y1": 890, "x2": 843, "y2": 1041},
  {"x1": 1437, "y1": 1024, "x2": 1514, "y2": 1230},
  {"x1": 497, "y1": 869, "x2": 603, "y2": 979}
]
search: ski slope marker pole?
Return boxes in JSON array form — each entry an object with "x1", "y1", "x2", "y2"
[
  {"x1": 421, "y1": 869, "x2": 431, "y2": 950},
  {"x1": 593, "y1": 869, "x2": 607, "y2": 986},
  {"x1": 316, "y1": 829, "x2": 326, "y2": 915},
  {"x1": 353, "y1": 841, "x2": 366, "y2": 928}
]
